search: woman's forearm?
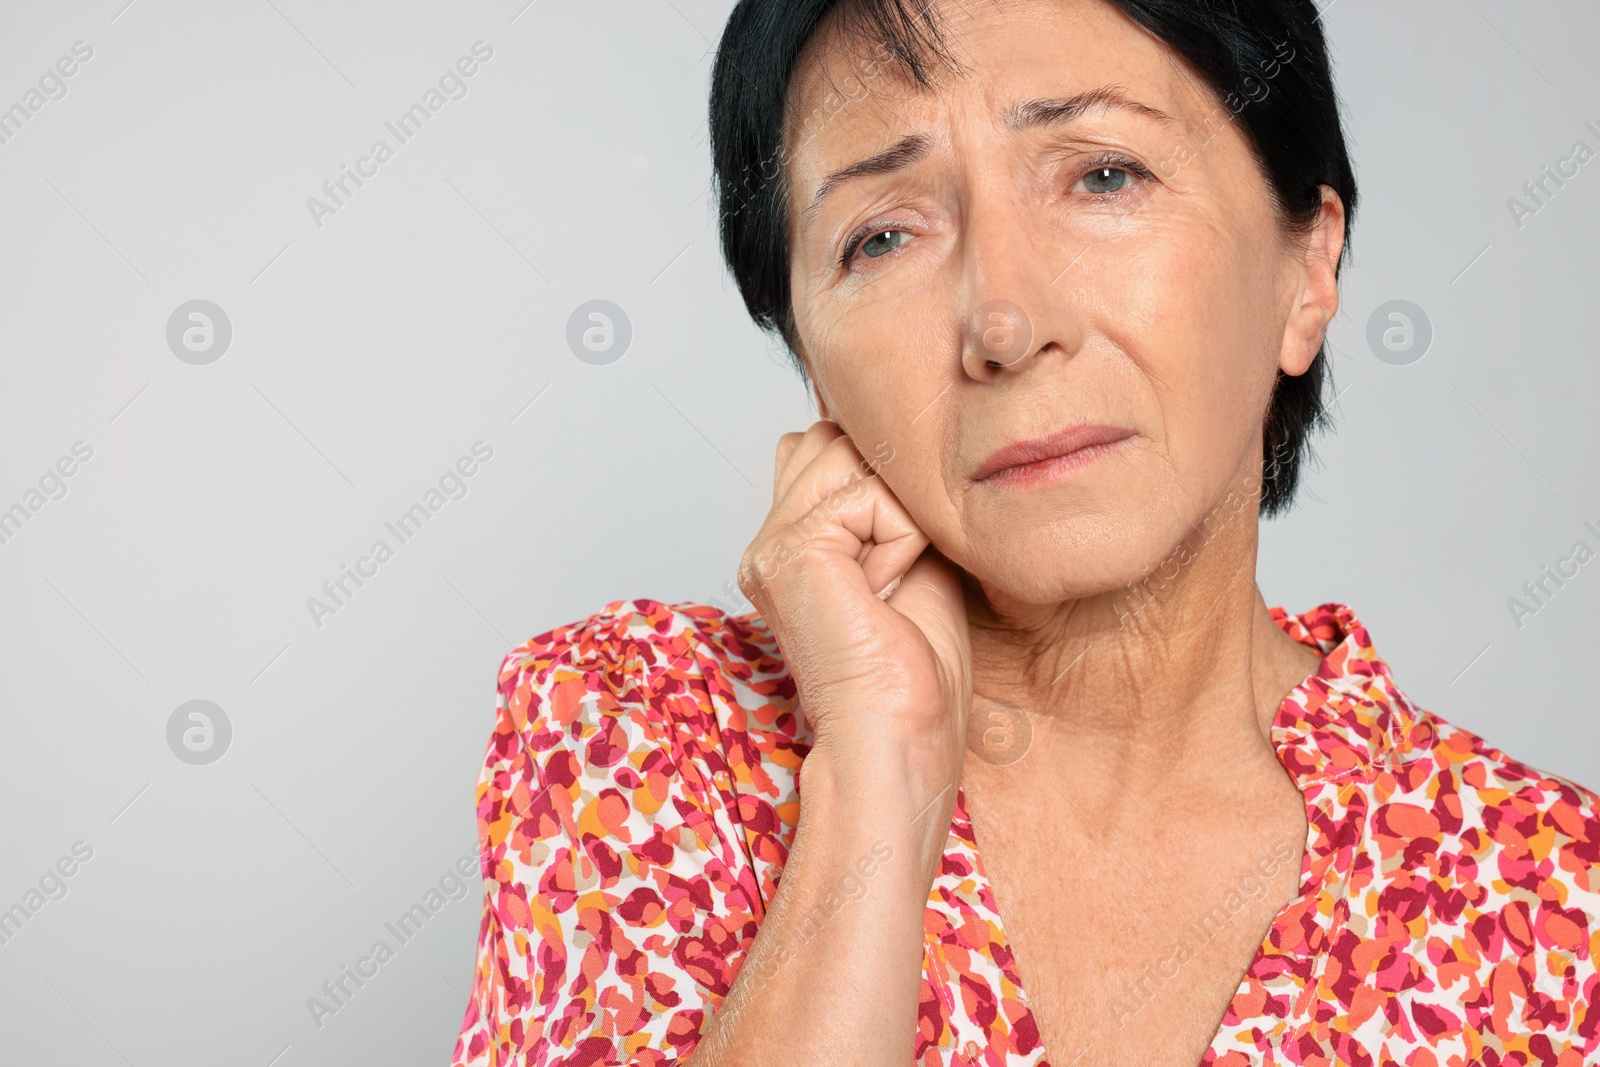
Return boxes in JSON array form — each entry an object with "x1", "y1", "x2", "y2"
[{"x1": 685, "y1": 744, "x2": 949, "y2": 1067}]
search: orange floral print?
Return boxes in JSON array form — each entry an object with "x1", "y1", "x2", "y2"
[{"x1": 451, "y1": 600, "x2": 1598, "y2": 1066}]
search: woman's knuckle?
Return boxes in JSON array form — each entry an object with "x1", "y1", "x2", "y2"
[
  {"x1": 744, "y1": 534, "x2": 786, "y2": 584},
  {"x1": 736, "y1": 567, "x2": 762, "y2": 605}
]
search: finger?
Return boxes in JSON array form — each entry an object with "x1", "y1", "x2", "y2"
[
  {"x1": 771, "y1": 430, "x2": 880, "y2": 529},
  {"x1": 772, "y1": 420, "x2": 845, "y2": 508},
  {"x1": 842, "y1": 492, "x2": 930, "y2": 598},
  {"x1": 773, "y1": 432, "x2": 804, "y2": 505},
  {"x1": 780, "y1": 469, "x2": 929, "y2": 599}
]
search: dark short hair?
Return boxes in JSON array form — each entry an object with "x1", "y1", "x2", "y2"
[{"x1": 708, "y1": 0, "x2": 1358, "y2": 517}]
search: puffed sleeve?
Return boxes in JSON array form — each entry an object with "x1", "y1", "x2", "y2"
[{"x1": 451, "y1": 603, "x2": 760, "y2": 1066}]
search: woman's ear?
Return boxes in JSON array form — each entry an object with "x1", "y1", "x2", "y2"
[
  {"x1": 1278, "y1": 186, "x2": 1345, "y2": 377},
  {"x1": 795, "y1": 343, "x2": 834, "y2": 424}
]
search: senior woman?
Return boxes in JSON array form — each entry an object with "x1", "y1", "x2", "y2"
[{"x1": 452, "y1": 0, "x2": 1599, "y2": 1064}]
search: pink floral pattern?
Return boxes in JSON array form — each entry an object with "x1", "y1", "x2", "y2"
[{"x1": 451, "y1": 599, "x2": 1598, "y2": 1066}]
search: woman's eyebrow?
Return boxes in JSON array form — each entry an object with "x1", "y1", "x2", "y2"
[
  {"x1": 803, "y1": 133, "x2": 931, "y2": 232},
  {"x1": 1005, "y1": 84, "x2": 1178, "y2": 131},
  {"x1": 799, "y1": 86, "x2": 1173, "y2": 233}
]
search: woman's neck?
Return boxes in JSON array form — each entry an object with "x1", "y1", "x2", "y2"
[{"x1": 959, "y1": 487, "x2": 1323, "y2": 820}]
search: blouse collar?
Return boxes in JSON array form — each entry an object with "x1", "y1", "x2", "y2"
[{"x1": 1268, "y1": 602, "x2": 1420, "y2": 787}]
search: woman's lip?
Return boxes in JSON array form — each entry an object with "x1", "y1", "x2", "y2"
[{"x1": 972, "y1": 424, "x2": 1135, "y2": 483}]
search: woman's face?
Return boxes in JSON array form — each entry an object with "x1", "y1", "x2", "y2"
[{"x1": 783, "y1": 0, "x2": 1341, "y2": 610}]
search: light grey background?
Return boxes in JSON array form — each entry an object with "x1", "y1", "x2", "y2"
[{"x1": 0, "y1": 1, "x2": 1594, "y2": 1064}]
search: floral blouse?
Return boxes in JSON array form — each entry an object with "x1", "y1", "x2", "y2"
[{"x1": 450, "y1": 599, "x2": 1599, "y2": 1066}]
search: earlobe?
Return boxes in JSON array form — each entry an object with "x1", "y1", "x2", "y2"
[
  {"x1": 797, "y1": 345, "x2": 834, "y2": 423},
  {"x1": 804, "y1": 369, "x2": 830, "y2": 421},
  {"x1": 800, "y1": 361, "x2": 838, "y2": 428},
  {"x1": 794, "y1": 339, "x2": 847, "y2": 433}
]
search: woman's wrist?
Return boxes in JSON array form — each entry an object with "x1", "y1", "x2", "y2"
[{"x1": 796, "y1": 735, "x2": 958, "y2": 904}]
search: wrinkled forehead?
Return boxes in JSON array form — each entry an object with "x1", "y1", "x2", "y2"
[
  {"x1": 778, "y1": 0, "x2": 1213, "y2": 199},
  {"x1": 779, "y1": 4, "x2": 950, "y2": 167},
  {"x1": 787, "y1": 7, "x2": 934, "y2": 146}
]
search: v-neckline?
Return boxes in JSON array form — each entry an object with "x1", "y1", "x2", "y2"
[{"x1": 929, "y1": 653, "x2": 1346, "y2": 1065}]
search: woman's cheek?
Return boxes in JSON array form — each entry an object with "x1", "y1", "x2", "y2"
[
  {"x1": 822, "y1": 294, "x2": 922, "y2": 380},
  {"x1": 1110, "y1": 220, "x2": 1240, "y2": 371}
]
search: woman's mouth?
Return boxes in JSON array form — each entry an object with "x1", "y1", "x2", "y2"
[{"x1": 972, "y1": 423, "x2": 1135, "y2": 488}]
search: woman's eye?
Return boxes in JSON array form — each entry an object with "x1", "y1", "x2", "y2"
[
  {"x1": 1078, "y1": 165, "x2": 1134, "y2": 195},
  {"x1": 859, "y1": 229, "x2": 908, "y2": 259}
]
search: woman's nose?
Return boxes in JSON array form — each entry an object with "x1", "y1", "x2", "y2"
[
  {"x1": 958, "y1": 207, "x2": 1086, "y2": 380},
  {"x1": 964, "y1": 298, "x2": 1035, "y2": 373}
]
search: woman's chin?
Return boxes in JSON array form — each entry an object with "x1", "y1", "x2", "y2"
[{"x1": 955, "y1": 531, "x2": 1185, "y2": 619}]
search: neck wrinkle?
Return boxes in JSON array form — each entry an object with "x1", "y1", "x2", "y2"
[{"x1": 960, "y1": 484, "x2": 1308, "y2": 805}]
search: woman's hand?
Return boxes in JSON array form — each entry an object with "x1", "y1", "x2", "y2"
[
  {"x1": 682, "y1": 420, "x2": 973, "y2": 1066},
  {"x1": 737, "y1": 419, "x2": 973, "y2": 883}
]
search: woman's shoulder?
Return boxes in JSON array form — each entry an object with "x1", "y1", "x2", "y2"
[
  {"x1": 460, "y1": 600, "x2": 808, "y2": 1064},
  {"x1": 498, "y1": 596, "x2": 788, "y2": 682},
  {"x1": 1276, "y1": 601, "x2": 1598, "y2": 964},
  {"x1": 493, "y1": 596, "x2": 802, "y2": 745},
  {"x1": 482, "y1": 597, "x2": 810, "y2": 866},
  {"x1": 1408, "y1": 705, "x2": 1600, "y2": 866},
  {"x1": 1282, "y1": 601, "x2": 1599, "y2": 857},
  {"x1": 1377, "y1": 701, "x2": 1600, "y2": 968}
]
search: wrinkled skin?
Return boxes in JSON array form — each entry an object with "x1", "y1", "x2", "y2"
[{"x1": 729, "y1": 2, "x2": 1345, "y2": 1061}]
